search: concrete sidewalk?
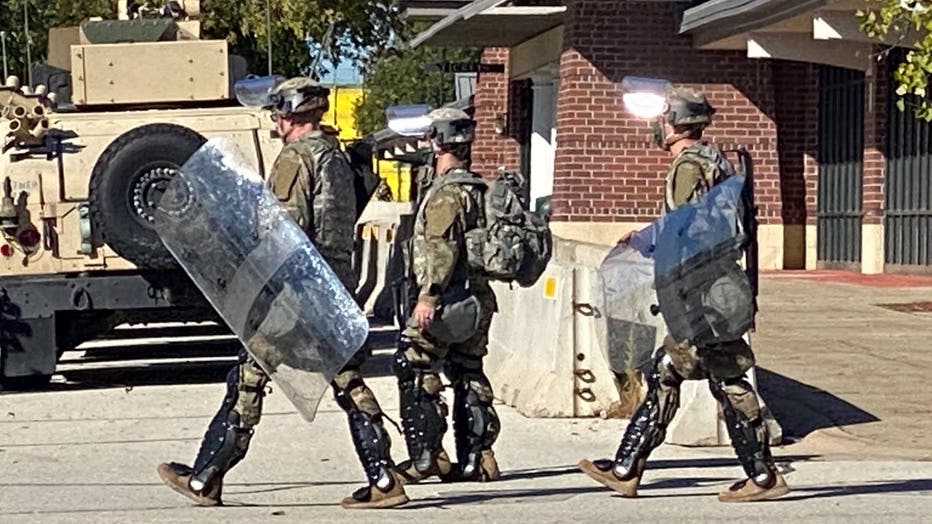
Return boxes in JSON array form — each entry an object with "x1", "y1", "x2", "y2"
[
  {"x1": 1, "y1": 271, "x2": 932, "y2": 521},
  {"x1": 752, "y1": 272, "x2": 932, "y2": 459},
  {"x1": 2, "y1": 374, "x2": 932, "y2": 523}
]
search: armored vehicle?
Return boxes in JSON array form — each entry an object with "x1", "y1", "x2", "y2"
[{"x1": 0, "y1": 1, "x2": 283, "y2": 387}]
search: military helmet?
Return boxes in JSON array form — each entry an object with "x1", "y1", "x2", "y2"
[
  {"x1": 266, "y1": 77, "x2": 330, "y2": 117},
  {"x1": 664, "y1": 87, "x2": 715, "y2": 128},
  {"x1": 427, "y1": 107, "x2": 475, "y2": 146}
]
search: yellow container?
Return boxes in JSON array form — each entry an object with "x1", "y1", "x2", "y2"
[{"x1": 322, "y1": 86, "x2": 412, "y2": 201}]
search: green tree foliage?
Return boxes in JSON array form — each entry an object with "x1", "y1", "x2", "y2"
[
  {"x1": 353, "y1": 44, "x2": 480, "y2": 135},
  {"x1": 0, "y1": 1, "x2": 113, "y2": 81},
  {"x1": 200, "y1": 0, "x2": 402, "y2": 78},
  {"x1": 0, "y1": 0, "x2": 400, "y2": 83},
  {"x1": 859, "y1": 0, "x2": 932, "y2": 119}
]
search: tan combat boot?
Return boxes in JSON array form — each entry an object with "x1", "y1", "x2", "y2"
[
  {"x1": 442, "y1": 449, "x2": 501, "y2": 483},
  {"x1": 341, "y1": 470, "x2": 410, "y2": 509},
  {"x1": 395, "y1": 450, "x2": 453, "y2": 484},
  {"x1": 157, "y1": 462, "x2": 223, "y2": 506},
  {"x1": 718, "y1": 469, "x2": 790, "y2": 502},
  {"x1": 473, "y1": 449, "x2": 502, "y2": 481},
  {"x1": 578, "y1": 458, "x2": 645, "y2": 497}
]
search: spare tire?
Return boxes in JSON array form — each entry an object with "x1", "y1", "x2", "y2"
[{"x1": 89, "y1": 124, "x2": 206, "y2": 269}]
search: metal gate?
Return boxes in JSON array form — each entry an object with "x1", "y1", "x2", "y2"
[
  {"x1": 885, "y1": 55, "x2": 932, "y2": 270},
  {"x1": 817, "y1": 65, "x2": 865, "y2": 269}
]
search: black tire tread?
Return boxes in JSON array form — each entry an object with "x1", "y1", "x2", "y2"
[{"x1": 88, "y1": 123, "x2": 205, "y2": 269}]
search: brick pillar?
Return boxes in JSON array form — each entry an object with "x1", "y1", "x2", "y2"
[
  {"x1": 549, "y1": 0, "x2": 783, "y2": 267},
  {"x1": 471, "y1": 48, "x2": 521, "y2": 176},
  {"x1": 774, "y1": 60, "x2": 818, "y2": 269},
  {"x1": 861, "y1": 55, "x2": 889, "y2": 274}
]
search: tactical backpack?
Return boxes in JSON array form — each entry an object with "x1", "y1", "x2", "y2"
[
  {"x1": 301, "y1": 133, "x2": 381, "y2": 220},
  {"x1": 421, "y1": 169, "x2": 553, "y2": 287}
]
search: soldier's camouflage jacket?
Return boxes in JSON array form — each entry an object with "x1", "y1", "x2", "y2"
[
  {"x1": 267, "y1": 130, "x2": 358, "y2": 291},
  {"x1": 664, "y1": 141, "x2": 735, "y2": 211},
  {"x1": 412, "y1": 167, "x2": 485, "y2": 306}
]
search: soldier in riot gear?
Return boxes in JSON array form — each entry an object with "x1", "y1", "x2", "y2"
[
  {"x1": 393, "y1": 107, "x2": 502, "y2": 485},
  {"x1": 157, "y1": 77, "x2": 409, "y2": 510},
  {"x1": 579, "y1": 85, "x2": 790, "y2": 503}
]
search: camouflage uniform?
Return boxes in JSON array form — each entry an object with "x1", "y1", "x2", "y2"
[
  {"x1": 654, "y1": 142, "x2": 768, "y2": 449},
  {"x1": 579, "y1": 86, "x2": 789, "y2": 503},
  {"x1": 158, "y1": 77, "x2": 406, "y2": 510},
  {"x1": 269, "y1": 130, "x2": 358, "y2": 287},
  {"x1": 393, "y1": 165, "x2": 502, "y2": 483}
]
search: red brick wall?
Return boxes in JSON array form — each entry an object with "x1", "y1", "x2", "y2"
[
  {"x1": 773, "y1": 60, "x2": 818, "y2": 227},
  {"x1": 863, "y1": 54, "x2": 888, "y2": 226},
  {"x1": 550, "y1": 0, "x2": 782, "y2": 224},
  {"x1": 471, "y1": 48, "x2": 521, "y2": 176}
]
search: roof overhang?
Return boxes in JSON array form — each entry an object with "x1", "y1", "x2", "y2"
[
  {"x1": 679, "y1": 0, "x2": 913, "y2": 71},
  {"x1": 409, "y1": 0, "x2": 566, "y2": 49},
  {"x1": 399, "y1": 0, "x2": 472, "y2": 23}
]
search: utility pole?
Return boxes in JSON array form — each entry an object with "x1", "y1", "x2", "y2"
[
  {"x1": 24, "y1": 1, "x2": 33, "y2": 87},
  {"x1": 0, "y1": 31, "x2": 8, "y2": 81},
  {"x1": 265, "y1": 0, "x2": 273, "y2": 76}
]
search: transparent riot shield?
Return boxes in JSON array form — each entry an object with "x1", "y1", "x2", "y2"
[
  {"x1": 653, "y1": 175, "x2": 753, "y2": 346},
  {"x1": 593, "y1": 225, "x2": 666, "y2": 376},
  {"x1": 153, "y1": 137, "x2": 369, "y2": 423}
]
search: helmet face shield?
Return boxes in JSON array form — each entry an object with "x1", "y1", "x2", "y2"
[
  {"x1": 234, "y1": 75, "x2": 285, "y2": 108},
  {"x1": 620, "y1": 77, "x2": 673, "y2": 120},
  {"x1": 237, "y1": 77, "x2": 331, "y2": 117},
  {"x1": 386, "y1": 104, "x2": 433, "y2": 137}
]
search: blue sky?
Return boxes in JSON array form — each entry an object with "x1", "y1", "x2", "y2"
[{"x1": 318, "y1": 58, "x2": 363, "y2": 86}]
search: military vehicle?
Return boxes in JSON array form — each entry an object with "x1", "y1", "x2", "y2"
[{"x1": 0, "y1": 0, "x2": 284, "y2": 387}]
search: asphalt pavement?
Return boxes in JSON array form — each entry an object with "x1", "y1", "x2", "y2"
[{"x1": 2, "y1": 275, "x2": 932, "y2": 523}]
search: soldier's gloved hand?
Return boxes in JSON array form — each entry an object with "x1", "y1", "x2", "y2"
[{"x1": 412, "y1": 301, "x2": 436, "y2": 329}]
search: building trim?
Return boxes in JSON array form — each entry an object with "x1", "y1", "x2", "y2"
[
  {"x1": 410, "y1": 0, "x2": 566, "y2": 48},
  {"x1": 680, "y1": 0, "x2": 827, "y2": 45}
]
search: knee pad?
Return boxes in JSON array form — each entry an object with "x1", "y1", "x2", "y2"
[
  {"x1": 234, "y1": 365, "x2": 267, "y2": 428},
  {"x1": 393, "y1": 348, "x2": 443, "y2": 395},
  {"x1": 654, "y1": 348, "x2": 686, "y2": 388},
  {"x1": 332, "y1": 371, "x2": 381, "y2": 417},
  {"x1": 391, "y1": 348, "x2": 418, "y2": 385}
]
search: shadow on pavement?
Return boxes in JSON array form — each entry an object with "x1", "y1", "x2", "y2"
[
  {"x1": 502, "y1": 455, "x2": 817, "y2": 484},
  {"x1": 43, "y1": 360, "x2": 234, "y2": 393},
  {"x1": 0, "y1": 480, "x2": 356, "y2": 488},
  {"x1": 783, "y1": 478, "x2": 932, "y2": 501},
  {"x1": 649, "y1": 455, "x2": 817, "y2": 471},
  {"x1": 407, "y1": 486, "x2": 607, "y2": 508},
  {"x1": 756, "y1": 367, "x2": 880, "y2": 440},
  {"x1": 0, "y1": 328, "x2": 400, "y2": 394}
]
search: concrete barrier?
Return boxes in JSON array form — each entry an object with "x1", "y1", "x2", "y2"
[
  {"x1": 485, "y1": 236, "x2": 782, "y2": 447},
  {"x1": 351, "y1": 214, "x2": 783, "y2": 446},
  {"x1": 353, "y1": 202, "x2": 415, "y2": 322}
]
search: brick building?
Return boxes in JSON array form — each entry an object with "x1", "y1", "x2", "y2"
[{"x1": 402, "y1": 0, "x2": 932, "y2": 274}]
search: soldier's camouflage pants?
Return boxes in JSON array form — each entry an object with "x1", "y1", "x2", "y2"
[
  {"x1": 396, "y1": 283, "x2": 500, "y2": 465},
  {"x1": 653, "y1": 336, "x2": 782, "y2": 442},
  {"x1": 192, "y1": 346, "x2": 384, "y2": 477},
  {"x1": 660, "y1": 336, "x2": 761, "y2": 418},
  {"x1": 400, "y1": 281, "x2": 498, "y2": 394}
]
